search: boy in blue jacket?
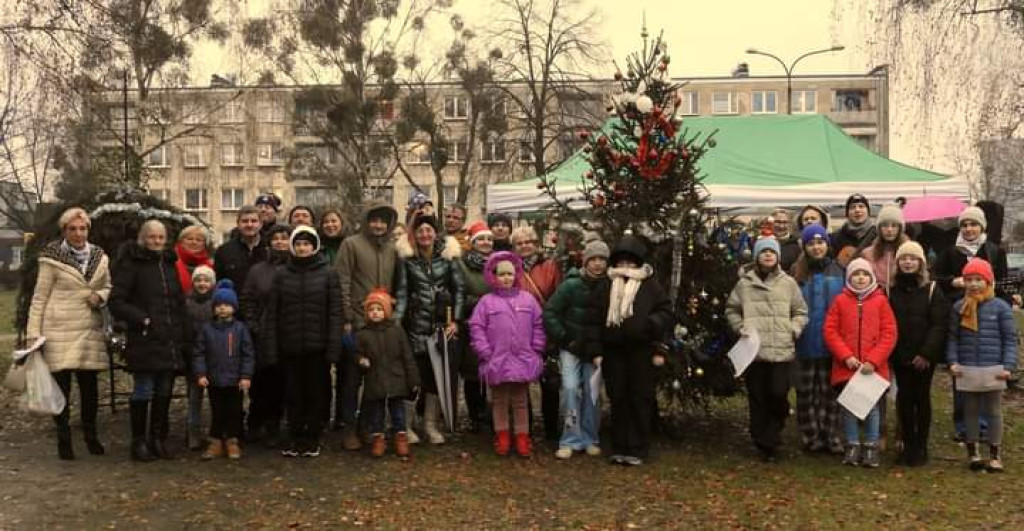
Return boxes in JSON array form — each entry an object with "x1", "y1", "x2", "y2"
[{"x1": 193, "y1": 280, "x2": 255, "y2": 460}]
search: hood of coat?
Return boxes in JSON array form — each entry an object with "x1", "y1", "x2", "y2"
[
  {"x1": 796, "y1": 204, "x2": 831, "y2": 232},
  {"x1": 396, "y1": 234, "x2": 462, "y2": 261},
  {"x1": 483, "y1": 251, "x2": 524, "y2": 290},
  {"x1": 609, "y1": 234, "x2": 649, "y2": 267},
  {"x1": 362, "y1": 200, "x2": 398, "y2": 236}
]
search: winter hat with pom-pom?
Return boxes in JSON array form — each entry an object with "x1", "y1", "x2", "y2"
[{"x1": 212, "y1": 279, "x2": 239, "y2": 311}]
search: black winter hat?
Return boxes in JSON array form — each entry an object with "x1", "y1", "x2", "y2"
[
  {"x1": 411, "y1": 214, "x2": 439, "y2": 233},
  {"x1": 487, "y1": 212, "x2": 513, "y2": 229},
  {"x1": 609, "y1": 233, "x2": 649, "y2": 267},
  {"x1": 845, "y1": 194, "x2": 871, "y2": 216}
]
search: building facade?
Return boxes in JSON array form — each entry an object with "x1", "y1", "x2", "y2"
[{"x1": 94, "y1": 72, "x2": 886, "y2": 242}]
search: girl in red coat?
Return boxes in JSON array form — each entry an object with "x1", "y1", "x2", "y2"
[{"x1": 824, "y1": 258, "x2": 897, "y2": 468}]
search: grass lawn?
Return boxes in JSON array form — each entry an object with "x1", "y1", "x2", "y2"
[
  {"x1": 0, "y1": 288, "x2": 18, "y2": 337},
  {"x1": 0, "y1": 333, "x2": 1020, "y2": 529}
]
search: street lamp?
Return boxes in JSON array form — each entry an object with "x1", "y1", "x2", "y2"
[{"x1": 745, "y1": 45, "x2": 845, "y2": 114}]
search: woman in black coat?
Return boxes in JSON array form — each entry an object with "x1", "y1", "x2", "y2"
[
  {"x1": 109, "y1": 219, "x2": 191, "y2": 462},
  {"x1": 889, "y1": 242, "x2": 948, "y2": 466},
  {"x1": 262, "y1": 226, "x2": 343, "y2": 457}
]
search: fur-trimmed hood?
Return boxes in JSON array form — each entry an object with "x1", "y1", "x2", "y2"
[
  {"x1": 483, "y1": 251, "x2": 524, "y2": 291},
  {"x1": 396, "y1": 234, "x2": 462, "y2": 261}
]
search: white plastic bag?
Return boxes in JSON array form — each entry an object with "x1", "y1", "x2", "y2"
[
  {"x1": 5, "y1": 338, "x2": 46, "y2": 392},
  {"x1": 21, "y1": 352, "x2": 66, "y2": 416}
]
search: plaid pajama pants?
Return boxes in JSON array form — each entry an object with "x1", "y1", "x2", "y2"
[{"x1": 796, "y1": 358, "x2": 843, "y2": 451}]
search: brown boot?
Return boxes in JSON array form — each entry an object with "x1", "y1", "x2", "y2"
[
  {"x1": 225, "y1": 438, "x2": 242, "y2": 460},
  {"x1": 201, "y1": 439, "x2": 224, "y2": 460},
  {"x1": 370, "y1": 433, "x2": 387, "y2": 458},
  {"x1": 394, "y1": 431, "x2": 410, "y2": 458},
  {"x1": 342, "y1": 426, "x2": 362, "y2": 451}
]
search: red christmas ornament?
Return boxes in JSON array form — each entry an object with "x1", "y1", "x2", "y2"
[
  {"x1": 585, "y1": 170, "x2": 594, "y2": 180},
  {"x1": 648, "y1": 148, "x2": 658, "y2": 159},
  {"x1": 537, "y1": 181, "x2": 547, "y2": 190},
  {"x1": 658, "y1": 63, "x2": 667, "y2": 72}
]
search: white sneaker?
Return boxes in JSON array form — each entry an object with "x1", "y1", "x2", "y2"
[
  {"x1": 555, "y1": 447, "x2": 573, "y2": 459},
  {"x1": 406, "y1": 428, "x2": 420, "y2": 445},
  {"x1": 424, "y1": 423, "x2": 445, "y2": 445},
  {"x1": 585, "y1": 445, "x2": 602, "y2": 457}
]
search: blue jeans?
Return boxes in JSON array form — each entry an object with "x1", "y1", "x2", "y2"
[
  {"x1": 363, "y1": 398, "x2": 407, "y2": 434},
  {"x1": 843, "y1": 403, "x2": 881, "y2": 444},
  {"x1": 558, "y1": 350, "x2": 601, "y2": 450},
  {"x1": 132, "y1": 371, "x2": 174, "y2": 401}
]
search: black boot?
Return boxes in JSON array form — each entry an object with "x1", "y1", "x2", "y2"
[
  {"x1": 149, "y1": 396, "x2": 174, "y2": 460},
  {"x1": 82, "y1": 424, "x2": 105, "y2": 456},
  {"x1": 130, "y1": 401, "x2": 156, "y2": 462},
  {"x1": 54, "y1": 415, "x2": 75, "y2": 461},
  {"x1": 79, "y1": 371, "x2": 104, "y2": 455}
]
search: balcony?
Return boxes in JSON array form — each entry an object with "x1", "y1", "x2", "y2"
[{"x1": 827, "y1": 109, "x2": 878, "y2": 126}]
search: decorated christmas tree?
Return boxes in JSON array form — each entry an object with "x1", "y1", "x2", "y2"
[{"x1": 539, "y1": 29, "x2": 740, "y2": 416}]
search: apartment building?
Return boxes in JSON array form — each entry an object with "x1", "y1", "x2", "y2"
[{"x1": 93, "y1": 72, "x2": 886, "y2": 242}]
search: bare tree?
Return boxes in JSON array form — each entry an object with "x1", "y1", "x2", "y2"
[{"x1": 487, "y1": 0, "x2": 608, "y2": 178}]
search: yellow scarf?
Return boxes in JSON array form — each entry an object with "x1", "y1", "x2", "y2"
[{"x1": 960, "y1": 284, "x2": 995, "y2": 332}]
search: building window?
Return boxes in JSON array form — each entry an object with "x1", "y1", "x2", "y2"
[
  {"x1": 518, "y1": 140, "x2": 536, "y2": 163},
  {"x1": 490, "y1": 98, "x2": 508, "y2": 117},
  {"x1": 256, "y1": 142, "x2": 285, "y2": 166},
  {"x1": 221, "y1": 100, "x2": 245, "y2": 123},
  {"x1": 481, "y1": 139, "x2": 506, "y2": 163},
  {"x1": 449, "y1": 140, "x2": 470, "y2": 162},
  {"x1": 221, "y1": 143, "x2": 245, "y2": 166},
  {"x1": 150, "y1": 189, "x2": 171, "y2": 203},
  {"x1": 182, "y1": 145, "x2": 207, "y2": 168},
  {"x1": 363, "y1": 185, "x2": 393, "y2": 204},
  {"x1": 182, "y1": 103, "x2": 204, "y2": 125},
  {"x1": 257, "y1": 101, "x2": 286, "y2": 122},
  {"x1": 221, "y1": 188, "x2": 245, "y2": 210},
  {"x1": 792, "y1": 90, "x2": 817, "y2": 114},
  {"x1": 108, "y1": 106, "x2": 136, "y2": 129},
  {"x1": 851, "y1": 134, "x2": 877, "y2": 151},
  {"x1": 184, "y1": 188, "x2": 209, "y2": 211},
  {"x1": 412, "y1": 144, "x2": 432, "y2": 165},
  {"x1": 833, "y1": 89, "x2": 870, "y2": 112},
  {"x1": 296, "y1": 143, "x2": 337, "y2": 165},
  {"x1": 146, "y1": 146, "x2": 169, "y2": 168},
  {"x1": 751, "y1": 91, "x2": 777, "y2": 114},
  {"x1": 10, "y1": 246, "x2": 24, "y2": 270},
  {"x1": 711, "y1": 92, "x2": 738, "y2": 114},
  {"x1": 442, "y1": 185, "x2": 457, "y2": 205},
  {"x1": 443, "y1": 96, "x2": 468, "y2": 120},
  {"x1": 678, "y1": 91, "x2": 698, "y2": 115}
]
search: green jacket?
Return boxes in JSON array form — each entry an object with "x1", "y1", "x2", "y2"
[
  {"x1": 543, "y1": 269, "x2": 601, "y2": 350},
  {"x1": 456, "y1": 253, "x2": 490, "y2": 316}
]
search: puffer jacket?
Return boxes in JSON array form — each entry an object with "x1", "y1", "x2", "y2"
[
  {"x1": 468, "y1": 252, "x2": 545, "y2": 386},
  {"x1": 889, "y1": 273, "x2": 949, "y2": 365},
  {"x1": 933, "y1": 242, "x2": 1008, "y2": 301},
  {"x1": 109, "y1": 244, "x2": 191, "y2": 373},
  {"x1": 824, "y1": 288, "x2": 897, "y2": 385},
  {"x1": 947, "y1": 296, "x2": 1018, "y2": 370},
  {"x1": 26, "y1": 241, "x2": 112, "y2": 372},
  {"x1": 356, "y1": 321, "x2": 420, "y2": 401},
  {"x1": 543, "y1": 268, "x2": 602, "y2": 353},
  {"x1": 779, "y1": 235, "x2": 802, "y2": 273},
  {"x1": 395, "y1": 235, "x2": 466, "y2": 338},
  {"x1": 239, "y1": 251, "x2": 288, "y2": 341},
  {"x1": 214, "y1": 233, "x2": 266, "y2": 290},
  {"x1": 725, "y1": 264, "x2": 809, "y2": 363},
  {"x1": 333, "y1": 200, "x2": 403, "y2": 328},
  {"x1": 192, "y1": 319, "x2": 255, "y2": 387},
  {"x1": 261, "y1": 254, "x2": 343, "y2": 365},
  {"x1": 795, "y1": 258, "x2": 845, "y2": 361}
]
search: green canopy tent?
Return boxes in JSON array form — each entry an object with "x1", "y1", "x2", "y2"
[{"x1": 486, "y1": 114, "x2": 967, "y2": 213}]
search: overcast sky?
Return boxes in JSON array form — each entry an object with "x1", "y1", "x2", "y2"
[{"x1": 194, "y1": 0, "x2": 862, "y2": 84}]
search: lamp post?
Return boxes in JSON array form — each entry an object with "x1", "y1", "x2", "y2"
[{"x1": 745, "y1": 45, "x2": 845, "y2": 114}]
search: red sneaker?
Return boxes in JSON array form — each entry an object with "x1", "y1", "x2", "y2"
[
  {"x1": 494, "y1": 430, "x2": 511, "y2": 456},
  {"x1": 515, "y1": 433, "x2": 532, "y2": 458}
]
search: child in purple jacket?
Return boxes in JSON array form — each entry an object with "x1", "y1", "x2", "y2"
[{"x1": 469, "y1": 251, "x2": 546, "y2": 457}]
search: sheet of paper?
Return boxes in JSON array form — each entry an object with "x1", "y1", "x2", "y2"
[
  {"x1": 13, "y1": 337, "x2": 46, "y2": 361},
  {"x1": 955, "y1": 365, "x2": 1008, "y2": 392},
  {"x1": 837, "y1": 370, "x2": 891, "y2": 421},
  {"x1": 727, "y1": 329, "x2": 760, "y2": 377},
  {"x1": 589, "y1": 366, "x2": 603, "y2": 406}
]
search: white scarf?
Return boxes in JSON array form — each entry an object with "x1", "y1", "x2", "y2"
[
  {"x1": 956, "y1": 232, "x2": 986, "y2": 257},
  {"x1": 605, "y1": 264, "x2": 654, "y2": 327}
]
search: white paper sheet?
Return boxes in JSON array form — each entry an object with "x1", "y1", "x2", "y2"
[
  {"x1": 589, "y1": 366, "x2": 603, "y2": 406},
  {"x1": 837, "y1": 370, "x2": 891, "y2": 420},
  {"x1": 727, "y1": 329, "x2": 760, "y2": 377},
  {"x1": 955, "y1": 365, "x2": 1008, "y2": 392}
]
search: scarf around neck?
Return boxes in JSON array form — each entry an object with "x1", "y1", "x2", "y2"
[
  {"x1": 464, "y1": 249, "x2": 489, "y2": 271},
  {"x1": 843, "y1": 218, "x2": 876, "y2": 242},
  {"x1": 61, "y1": 239, "x2": 91, "y2": 274},
  {"x1": 956, "y1": 232, "x2": 987, "y2": 257},
  {"x1": 960, "y1": 283, "x2": 995, "y2": 332},
  {"x1": 175, "y1": 242, "x2": 213, "y2": 296},
  {"x1": 605, "y1": 264, "x2": 654, "y2": 327}
]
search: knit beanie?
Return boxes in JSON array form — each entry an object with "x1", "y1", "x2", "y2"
[
  {"x1": 363, "y1": 289, "x2": 394, "y2": 320},
  {"x1": 212, "y1": 279, "x2": 239, "y2": 311},
  {"x1": 845, "y1": 193, "x2": 871, "y2": 216},
  {"x1": 962, "y1": 258, "x2": 995, "y2": 285},
  {"x1": 895, "y1": 241, "x2": 926, "y2": 264},
  {"x1": 800, "y1": 224, "x2": 829, "y2": 247},
  {"x1": 191, "y1": 265, "x2": 216, "y2": 284},
  {"x1": 289, "y1": 225, "x2": 321, "y2": 254},
  {"x1": 845, "y1": 257, "x2": 878, "y2": 295},
  {"x1": 876, "y1": 203, "x2": 905, "y2": 230},
  {"x1": 958, "y1": 206, "x2": 987, "y2": 230},
  {"x1": 467, "y1": 221, "x2": 492, "y2": 243},
  {"x1": 753, "y1": 236, "x2": 781, "y2": 257},
  {"x1": 255, "y1": 193, "x2": 282, "y2": 212},
  {"x1": 582, "y1": 240, "x2": 611, "y2": 265}
]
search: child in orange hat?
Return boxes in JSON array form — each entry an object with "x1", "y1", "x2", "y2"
[{"x1": 356, "y1": 290, "x2": 420, "y2": 458}]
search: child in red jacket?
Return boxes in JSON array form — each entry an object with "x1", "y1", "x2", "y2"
[{"x1": 824, "y1": 258, "x2": 897, "y2": 468}]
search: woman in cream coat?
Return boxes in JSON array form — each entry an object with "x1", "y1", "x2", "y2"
[{"x1": 26, "y1": 207, "x2": 112, "y2": 460}]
